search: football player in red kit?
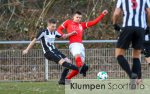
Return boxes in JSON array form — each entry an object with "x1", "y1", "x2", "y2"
[{"x1": 57, "y1": 10, "x2": 108, "y2": 80}]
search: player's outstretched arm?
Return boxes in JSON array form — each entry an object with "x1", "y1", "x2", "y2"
[
  {"x1": 85, "y1": 10, "x2": 108, "y2": 28},
  {"x1": 62, "y1": 31, "x2": 77, "y2": 39},
  {"x1": 22, "y1": 38, "x2": 36, "y2": 55}
]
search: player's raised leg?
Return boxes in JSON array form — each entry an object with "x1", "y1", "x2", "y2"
[
  {"x1": 66, "y1": 43, "x2": 88, "y2": 80},
  {"x1": 44, "y1": 50, "x2": 79, "y2": 85}
]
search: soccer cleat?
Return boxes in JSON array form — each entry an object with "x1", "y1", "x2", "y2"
[
  {"x1": 58, "y1": 79, "x2": 65, "y2": 85},
  {"x1": 79, "y1": 64, "x2": 89, "y2": 77},
  {"x1": 129, "y1": 73, "x2": 138, "y2": 90},
  {"x1": 58, "y1": 79, "x2": 71, "y2": 85}
]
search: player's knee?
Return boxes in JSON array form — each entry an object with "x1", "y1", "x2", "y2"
[
  {"x1": 115, "y1": 48, "x2": 125, "y2": 57},
  {"x1": 133, "y1": 56, "x2": 140, "y2": 59},
  {"x1": 58, "y1": 59, "x2": 65, "y2": 65},
  {"x1": 133, "y1": 50, "x2": 141, "y2": 58},
  {"x1": 64, "y1": 57, "x2": 72, "y2": 63}
]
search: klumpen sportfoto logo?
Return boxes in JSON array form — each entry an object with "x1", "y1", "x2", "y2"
[
  {"x1": 69, "y1": 82, "x2": 145, "y2": 91},
  {"x1": 65, "y1": 79, "x2": 149, "y2": 94}
]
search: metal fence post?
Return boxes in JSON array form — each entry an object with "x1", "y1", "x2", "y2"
[{"x1": 45, "y1": 59, "x2": 49, "y2": 81}]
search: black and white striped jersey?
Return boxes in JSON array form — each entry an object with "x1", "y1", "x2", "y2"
[
  {"x1": 116, "y1": 0, "x2": 150, "y2": 29},
  {"x1": 36, "y1": 28, "x2": 61, "y2": 53}
]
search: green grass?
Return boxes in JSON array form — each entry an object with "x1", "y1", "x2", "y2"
[
  {"x1": 0, "y1": 79, "x2": 150, "y2": 94},
  {"x1": 0, "y1": 81, "x2": 65, "y2": 94}
]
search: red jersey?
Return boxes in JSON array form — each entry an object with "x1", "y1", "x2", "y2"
[{"x1": 57, "y1": 13, "x2": 105, "y2": 44}]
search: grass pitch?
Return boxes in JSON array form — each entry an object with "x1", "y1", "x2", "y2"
[
  {"x1": 0, "y1": 79, "x2": 150, "y2": 94},
  {"x1": 0, "y1": 81, "x2": 65, "y2": 94}
]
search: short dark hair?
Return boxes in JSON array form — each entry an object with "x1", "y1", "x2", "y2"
[
  {"x1": 74, "y1": 11, "x2": 82, "y2": 15},
  {"x1": 48, "y1": 18, "x2": 56, "y2": 24}
]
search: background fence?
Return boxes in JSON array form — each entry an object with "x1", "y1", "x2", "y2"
[{"x1": 0, "y1": 40, "x2": 150, "y2": 81}]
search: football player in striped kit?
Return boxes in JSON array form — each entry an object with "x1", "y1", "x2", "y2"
[
  {"x1": 113, "y1": 0, "x2": 150, "y2": 89},
  {"x1": 23, "y1": 18, "x2": 79, "y2": 85}
]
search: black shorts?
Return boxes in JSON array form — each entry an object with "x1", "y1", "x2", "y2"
[
  {"x1": 117, "y1": 26, "x2": 145, "y2": 49},
  {"x1": 44, "y1": 48, "x2": 66, "y2": 63}
]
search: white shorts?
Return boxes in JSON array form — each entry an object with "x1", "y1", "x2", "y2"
[{"x1": 69, "y1": 43, "x2": 85, "y2": 62}]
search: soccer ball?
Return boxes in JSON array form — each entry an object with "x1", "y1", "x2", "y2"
[{"x1": 97, "y1": 71, "x2": 108, "y2": 80}]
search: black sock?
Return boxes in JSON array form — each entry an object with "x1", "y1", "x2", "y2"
[
  {"x1": 60, "y1": 68, "x2": 69, "y2": 80},
  {"x1": 117, "y1": 55, "x2": 132, "y2": 78},
  {"x1": 132, "y1": 58, "x2": 141, "y2": 79},
  {"x1": 62, "y1": 62, "x2": 78, "y2": 70}
]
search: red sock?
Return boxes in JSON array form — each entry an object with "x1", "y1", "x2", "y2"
[
  {"x1": 75, "y1": 56, "x2": 83, "y2": 67},
  {"x1": 66, "y1": 56, "x2": 82, "y2": 79},
  {"x1": 66, "y1": 70, "x2": 79, "y2": 79}
]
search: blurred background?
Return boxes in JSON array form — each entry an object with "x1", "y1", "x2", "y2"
[{"x1": 0, "y1": 0, "x2": 121, "y2": 49}]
